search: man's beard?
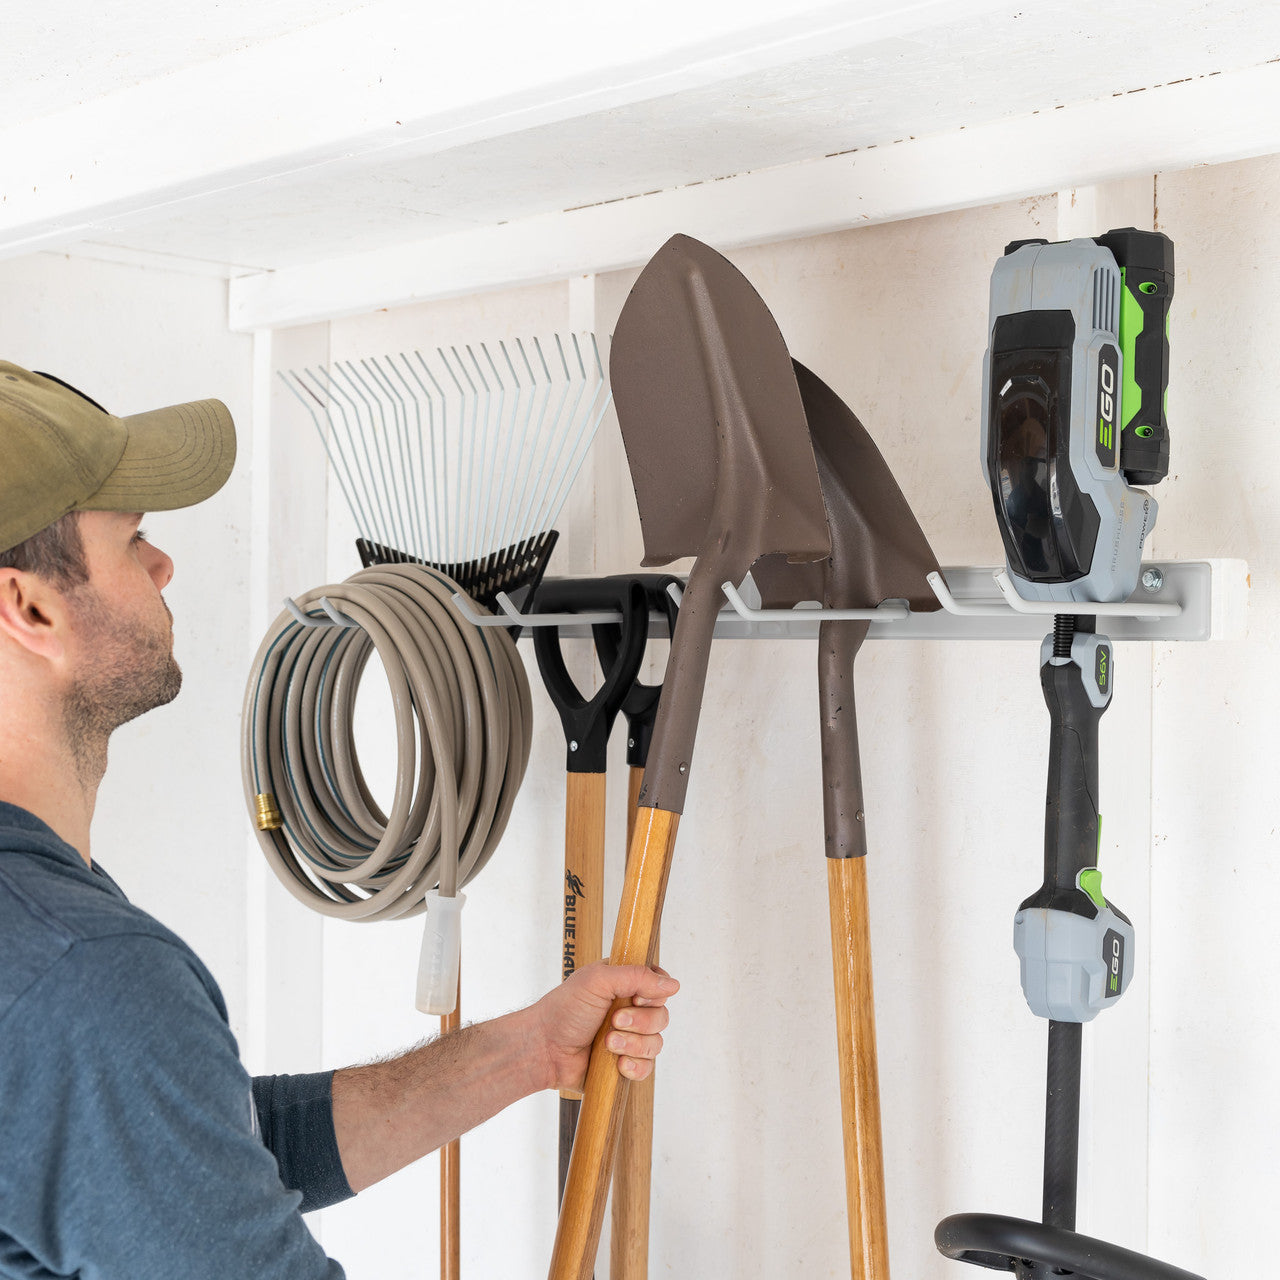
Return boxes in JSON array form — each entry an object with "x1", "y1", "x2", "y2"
[{"x1": 62, "y1": 587, "x2": 183, "y2": 786}]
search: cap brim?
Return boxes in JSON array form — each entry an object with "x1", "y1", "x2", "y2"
[{"x1": 81, "y1": 399, "x2": 236, "y2": 514}]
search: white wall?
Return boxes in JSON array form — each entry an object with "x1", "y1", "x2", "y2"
[
  {"x1": 8, "y1": 152, "x2": 1270, "y2": 1280},
  {"x1": 1146, "y1": 157, "x2": 1280, "y2": 1273},
  {"x1": 0, "y1": 253, "x2": 256, "y2": 1024}
]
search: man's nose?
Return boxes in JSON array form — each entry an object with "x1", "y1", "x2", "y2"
[{"x1": 145, "y1": 543, "x2": 174, "y2": 590}]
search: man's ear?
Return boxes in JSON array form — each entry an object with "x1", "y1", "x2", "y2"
[{"x1": 0, "y1": 569, "x2": 67, "y2": 661}]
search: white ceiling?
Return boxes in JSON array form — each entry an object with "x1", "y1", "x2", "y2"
[
  {"x1": 3, "y1": 0, "x2": 1279, "y2": 318},
  {"x1": 0, "y1": 0, "x2": 372, "y2": 121}
]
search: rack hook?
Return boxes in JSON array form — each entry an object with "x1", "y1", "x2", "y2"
[
  {"x1": 992, "y1": 570, "x2": 1182, "y2": 619},
  {"x1": 447, "y1": 590, "x2": 624, "y2": 629},
  {"x1": 926, "y1": 571, "x2": 1010, "y2": 616},
  {"x1": 719, "y1": 580, "x2": 909, "y2": 623},
  {"x1": 284, "y1": 596, "x2": 360, "y2": 629}
]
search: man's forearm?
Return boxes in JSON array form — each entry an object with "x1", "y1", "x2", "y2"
[{"x1": 331, "y1": 1005, "x2": 551, "y2": 1194}]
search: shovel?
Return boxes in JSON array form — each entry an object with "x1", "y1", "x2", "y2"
[
  {"x1": 547, "y1": 234, "x2": 831, "y2": 1280},
  {"x1": 533, "y1": 576, "x2": 650, "y2": 1212},
  {"x1": 752, "y1": 361, "x2": 941, "y2": 1280}
]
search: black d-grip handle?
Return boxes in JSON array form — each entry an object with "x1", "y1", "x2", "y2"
[
  {"x1": 935, "y1": 1214, "x2": 1207, "y2": 1280},
  {"x1": 532, "y1": 578, "x2": 649, "y2": 772},
  {"x1": 592, "y1": 575, "x2": 682, "y2": 769}
]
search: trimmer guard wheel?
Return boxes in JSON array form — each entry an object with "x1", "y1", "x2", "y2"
[{"x1": 935, "y1": 1213, "x2": 1207, "y2": 1280}]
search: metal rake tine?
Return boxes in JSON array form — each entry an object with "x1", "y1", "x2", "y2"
[
  {"x1": 536, "y1": 334, "x2": 612, "y2": 537},
  {"x1": 280, "y1": 370, "x2": 374, "y2": 542},
  {"x1": 365, "y1": 355, "x2": 428, "y2": 562},
  {"x1": 329, "y1": 361, "x2": 412, "y2": 556},
  {"x1": 509, "y1": 335, "x2": 563, "y2": 548},
  {"x1": 306, "y1": 366, "x2": 397, "y2": 549},
  {"x1": 405, "y1": 351, "x2": 450, "y2": 565},
  {"x1": 388, "y1": 352, "x2": 443, "y2": 565},
  {"x1": 436, "y1": 347, "x2": 470, "y2": 565},
  {"x1": 526, "y1": 333, "x2": 591, "y2": 540},
  {"x1": 501, "y1": 337, "x2": 548, "y2": 550},
  {"x1": 491, "y1": 339, "x2": 536, "y2": 555},
  {"x1": 464, "y1": 342, "x2": 500, "y2": 573},
  {"x1": 476, "y1": 341, "x2": 515, "y2": 564},
  {"x1": 342, "y1": 359, "x2": 415, "y2": 559}
]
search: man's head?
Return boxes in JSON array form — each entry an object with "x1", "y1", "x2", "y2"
[{"x1": 0, "y1": 364, "x2": 236, "y2": 780}]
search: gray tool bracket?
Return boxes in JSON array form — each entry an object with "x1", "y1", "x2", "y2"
[{"x1": 445, "y1": 558, "x2": 1246, "y2": 644}]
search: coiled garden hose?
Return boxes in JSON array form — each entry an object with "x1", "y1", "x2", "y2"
[{"x1": 241, "y1": 561, "x2": 532, "y2": 1011}]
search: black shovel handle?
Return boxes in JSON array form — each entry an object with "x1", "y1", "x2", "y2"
[
  {"x1": 533, "y1": 579, "x2": 650, "y2": 772},
  {"x1": 936, "y1": 1213, "x2": 1207, "y2": 1280},
  {"x1": 591, "y1": 575, "x2": 682, "y2": 769}
]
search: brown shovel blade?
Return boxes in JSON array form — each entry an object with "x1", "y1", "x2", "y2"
[
  {"x1": 611, "y1": 235, "x2": 831, "y2": 574},
  {"x1": 753, "y1": 360, "x2": 941, "y2": 612}
]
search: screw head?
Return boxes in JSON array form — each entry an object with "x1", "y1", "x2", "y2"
[{"x1": 1140, "y1": 567, "x2": 1164, "y2": 593}]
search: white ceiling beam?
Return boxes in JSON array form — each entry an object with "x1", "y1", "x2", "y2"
[
  {"x1": 229, "y1": 60, "x2": 1280, "y2": 331},
  {"x1": 0, "y1": 0, "x2": 1005, "y2": 258}
]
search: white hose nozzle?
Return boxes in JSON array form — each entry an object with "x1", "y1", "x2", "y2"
[{"x1": 416, "y1": 890, "x2": 465, "y2": 1015}]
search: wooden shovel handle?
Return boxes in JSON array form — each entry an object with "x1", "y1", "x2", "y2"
[
  {"x1": 561, "y1": 771, "x2": 607, "y2": 1091},
  {"x1": 611, "y1": 765, "x2": 657, "y2": 1280},
  {"x1": 561, "y1": 770, "x2": 607, "y2": 1206},
  {"x1": 828, "y1": 855, "x2": 890, "y2": 1280},
  {"x1": 441, "y1": 969, "x2": 461, "y2": 1280},
  {"x1": 549, "y1": 805, "x2": 679, "y2": 1280}
]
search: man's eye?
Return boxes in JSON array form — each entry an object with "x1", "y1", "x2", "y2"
[{"x1": 133, "y1": 529, "x2": 148, "y2": 544}]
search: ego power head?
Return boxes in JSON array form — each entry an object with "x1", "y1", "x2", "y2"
[{"x1": 981, "y1": 229, "x2": 1174, "y2": 605}]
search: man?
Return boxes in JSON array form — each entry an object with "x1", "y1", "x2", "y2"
[{"x1": 0, "y1": 362, "x2": 676, "y2": 1278}]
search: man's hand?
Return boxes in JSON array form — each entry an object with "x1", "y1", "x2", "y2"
[
  {"x1": 530, "y1": 962, "x2": 679, "y2": 1094},
  {"x1": 331, "y1": 963, "x2": 678, "y2": 1193}
]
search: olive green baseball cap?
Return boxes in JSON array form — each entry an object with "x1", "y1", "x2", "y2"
[{"x1": 0, "y1": 361, "x2": 237, "y2": 554}]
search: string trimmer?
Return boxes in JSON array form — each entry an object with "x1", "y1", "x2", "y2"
[{"x1": 936, "y1": 230, "x2": 1205, "y2": 1279}]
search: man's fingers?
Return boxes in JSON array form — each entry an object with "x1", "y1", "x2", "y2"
[
  {"x1": 612, "y1": 1003, "x2": 669, "y2": 1036},
  {"x1": 618, "y1": 1055, "x2": 655, "y2": 1081},
  {"x1": 604, "y1": 1029, "x2": 664, "y2": 1060},
  {"x1": 594, "y1": 962, "x2": 679, "y2": 1006}
]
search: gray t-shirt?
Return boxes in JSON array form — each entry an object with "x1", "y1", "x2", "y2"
[{"x1": 0, "y1": 801, "x2": 352, "y2": 1278}]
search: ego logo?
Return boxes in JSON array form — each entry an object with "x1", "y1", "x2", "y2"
[
  {"x1": 1095, "y1": 345, "x2": 1120, "y2": 469},
  {"x1": 1102, "y1": 927, "x2": 1126, "y2": 998}
]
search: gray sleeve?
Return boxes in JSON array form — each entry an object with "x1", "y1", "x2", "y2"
[
  {"x1": 251, "y1": 1070, "x2": 355, "y2": 1213},
  {"x1": 0, "y1": 934, "x2": 346, "y2": 1280}
]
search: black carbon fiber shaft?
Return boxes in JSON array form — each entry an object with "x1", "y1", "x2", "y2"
[{"x1": 1042, "y1": 1020, "x2": 1083, "y2": 1230}]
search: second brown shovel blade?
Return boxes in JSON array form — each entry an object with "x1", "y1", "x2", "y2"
[{"x1": 753, "y1": 361, "x2": 942, "y2": 613}]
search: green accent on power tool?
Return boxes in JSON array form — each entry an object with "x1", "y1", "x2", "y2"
[
  {"x1": 1136, "y1": 425, "x2": 1154, "y2": 437},
  {"x1": 1139, "y1": 280, "x2": 1159, "y2": 295},
  {"x1": 1119, "y1": 269, "x2": 1145, "y2": 431},
  {"x1": 1079, "y1": 867, "x2": 1107, "y2": 911},
  {"x1": 1099, "y1": 419, "x2": 1114, "y2": 449}
]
